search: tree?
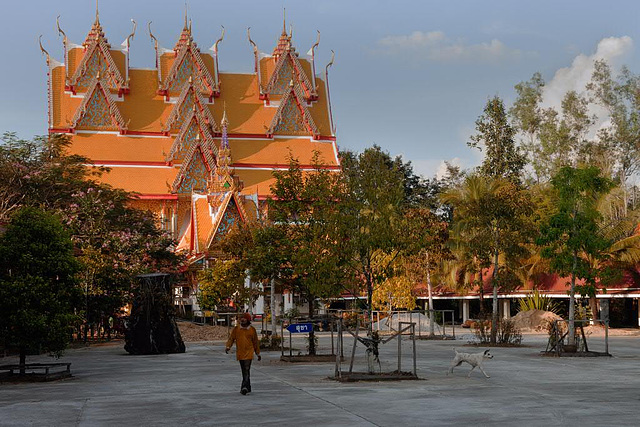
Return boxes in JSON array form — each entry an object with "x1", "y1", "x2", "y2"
[
  {"x1": 264, "y1": 154, "x2": 354, "y2": 354},
  {"x1": 442, "y1": 175, "x2": 534, "y2": 343},
  {"x1": 510, "y1": 74, "x2": 598, "y2": 183},
  {"x1": 403, "y1": 208, "x2": 452, "y2": 335},
  {"x1": 510, "y1": 73, "x2": 546, "y2": 182},
  {"x1": 587, "y1": 60, "x2": 640, "y2": 214},
  {"x1": 0, "y1": 208, "x2": 81, "y2": 371},
  {"x1": 339, "y1": 146, "x2": 408, "y2": 318},
  {"x1": 269, "y1": 153, "x2": 352, "y2": 315},
  {"x1": 537, "y1": 166, "x2": 614, "y2": 345},
  {"x1": 198, "y1": 259, "x2": 257, "y2": 310},
  {"x1": 0, "y1": 133, "x2": 183, "y2": 340},
  {"x1": 469, "y1": 96, "x2": 526, "y2": 183},
  {"x1": 372, "y1": 274, "x2": 416, "y2": 312},
  {"x1": 65, "y1": 185, "x2": 182, "y2": 340}
]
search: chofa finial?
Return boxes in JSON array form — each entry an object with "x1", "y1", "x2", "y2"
[
  {"x1": 126, "y1": 19, "x2": 137, "y2": 46},
  {"x1": 326, "y1": 50, "x2": 335, "y2": 73},
  {"x1": 56, "y1": 15, "x2": 67, "y2": 41},
  {"x1": 38, "y1": 35, "x2": 50, "y2": 64},
  {"x1": 310, "y1": 30, "x2": 320, "y2": 56},
  {"x1": 213, "y1": 26, "x2": 225, "y2": 53},
  {"x1": 247, "y1": 27, "x2": 258, "y2": 54}
]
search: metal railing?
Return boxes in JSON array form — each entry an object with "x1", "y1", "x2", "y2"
[
  {"x1": 370, "y1": 309, "x2": 456, "y2": 338},
  {"x1": 546, "y1": 319, "x2": 610, "y2": 356}
]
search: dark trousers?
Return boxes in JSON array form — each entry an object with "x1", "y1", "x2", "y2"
[{"x1": 239, "y1": 359, "x2": 252, "y2": 391}]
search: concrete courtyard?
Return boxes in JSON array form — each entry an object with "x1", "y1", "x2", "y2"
[{"x1": 1, "y1": 331, "x2": 640, "y2": 426}]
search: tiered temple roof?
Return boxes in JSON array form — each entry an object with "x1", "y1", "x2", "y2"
[{"x1": 42, "y1": 7, "x2": 339, "y2": 259}]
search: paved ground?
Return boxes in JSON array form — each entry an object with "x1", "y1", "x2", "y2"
[{"x1": 1, "y1": 331, "x2": 639, "y2": 426}]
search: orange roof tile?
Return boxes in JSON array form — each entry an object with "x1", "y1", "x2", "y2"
[
  {"x1": 194, "y1": 195, "x2": 214, "y2": 252},
  {"x1": 51, "y1": 66, "x2": 82, "y2": 130},
  {"x1": 229, "y1": 138, "x2": 338, "y2": 167},
  {"x1": 118, "y1": 69, "x2": 168, "y2": 132},
  {"x1": 48, "y1": 23, "x2": 338, "y2": 204},
  {"x1": 234, "y1": 169, "x2": 278, "y2": 198},
  {"x1": 97, "y1": 166, "x2": 177, "y2": 195},
  {"x1": 52, "y1": 70, "x2": 332, "y2": 136},
  {"x1": 68, "y1": 133, "x2": 172, "y2": 162}
]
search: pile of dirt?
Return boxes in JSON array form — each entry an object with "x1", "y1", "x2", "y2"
[
  {"x1": 582, "y1": 325, "x2": 640, "y2": 336},
  {"x1": 177, "y1": 321, "x2": 230, "y2": 342},
  {"x1": 512, "y1": 310, "x2": 562, "y2": 331}
]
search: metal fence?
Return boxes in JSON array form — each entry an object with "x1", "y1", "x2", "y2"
[
  {"x1": 370, "y1": 310, "x2": 456, "y2": 338},
  {"x1": 279, "y1": 316, "x2": 342, "y2": 360},
  {"x1": 546, "y1": 319, "x2": 610, "y2": 356}
]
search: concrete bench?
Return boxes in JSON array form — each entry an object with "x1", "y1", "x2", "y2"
[{"x1": 0, "y1": 363, "x2": 72, "y2": 381}]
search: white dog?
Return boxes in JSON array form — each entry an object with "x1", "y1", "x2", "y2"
[{"x1": 447, "y1": 348, "x2": 493, "y2": 378}]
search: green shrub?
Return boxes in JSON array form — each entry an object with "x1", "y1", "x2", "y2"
[
  {"x1": 260, "y1": 334, "x2": 282, "y2": 350},
  {"x1": 518, "y1": 290, "x2": 560, "y2": 314},
  {"x1": 474, "y1": 318, "x2": 522, "y2": 345}
]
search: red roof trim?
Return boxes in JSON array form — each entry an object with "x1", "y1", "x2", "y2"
[
  {"x1": 48, "y1": 129, "x2": 335, "y2": 141},
  {"x1": 131, "y1": 194, "x2": 178, "y2": 200},
  {"x1": 92, "y1": 160, "x2": 171, "y2": 166},
  {"x1": 232, "y1": 162, "x2": 340, "y2": 170}
]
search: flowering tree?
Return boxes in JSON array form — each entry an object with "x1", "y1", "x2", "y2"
[{"x1": 0, "y1": 133, "x2": 184, "y2": 340}]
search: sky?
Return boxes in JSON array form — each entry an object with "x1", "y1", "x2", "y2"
[{"x1": 1, "y1": 0, "x2": 639, "y2": 178}]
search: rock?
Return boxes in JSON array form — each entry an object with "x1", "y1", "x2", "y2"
[{"x1": 511, "y1": 309, "x2": 562, "y2": 332}]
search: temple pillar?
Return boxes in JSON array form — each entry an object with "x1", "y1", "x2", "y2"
[
  {"x1": 253, "y1": 295, "x2": 264, "y2": 316},
  {"x1": 462, "y1": 300, "x2": 470, "y2": 322},
  {"x1": 284, "y1": 291, "x2": 293, "y2": 313},
  {"x1": 503, "y1": 299, "x2": 511, "y2": 319}
]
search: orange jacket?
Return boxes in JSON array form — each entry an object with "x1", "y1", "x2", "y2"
[{"x1": 226, "y1": 325, "x2": 260, "y2": 360}]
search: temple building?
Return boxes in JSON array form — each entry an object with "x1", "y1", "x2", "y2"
[{"x1": 40, "y1": 8, "x2": 339, "y2": 315}]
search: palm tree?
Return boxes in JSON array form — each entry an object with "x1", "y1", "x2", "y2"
[
  {"x1": 584, "y1": 188, "x2": 640, "y2": 319},
  {"x1": 441, "y1": 174, "x2": 533, "y2": 343}
]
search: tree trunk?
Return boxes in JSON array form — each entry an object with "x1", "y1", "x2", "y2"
[
  {"x1": 426, "y1": 252, "x2": 435, "y2": 336},
  {"x1": 308, "y1": 296, "x2": 316, "y2": 355},
  {"x1": 19, "y1": 349, "x2": 26, "y2": 375},
  {"x1": 366, "y1": 271, "x2": 373, "y2": 333},
  {"x1": 270, "y1": 279, "x2": 277, "y2": 337},
  {"x1": 622, "y1": 167, "x2": 628, "y2": 216},
  {"x1": 568, "y1": 251, "x2": 578, "y2": 347},
  {"x1": 589, "y1": 296, "x2": 598, "y2": 325},
  {"x1": 491, "y1": 248, "x2": 499, "y2": 345}
]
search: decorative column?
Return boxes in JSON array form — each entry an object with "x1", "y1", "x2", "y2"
[
  {"x1": 253, "y1": 293, "x2": 264, "y2": 316},
  {"x1": 284, "y1": 291, "x2": 293, "y2": 313},
  {"x1": 503, "y1": 299, "x2": 511, "y2": 319}
]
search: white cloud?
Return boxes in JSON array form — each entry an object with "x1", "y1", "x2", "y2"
[
  {"x1": 376, "y1": 30, "x2": 525, "y2": 62},
  {"x1": 435, "y1": 158, "x2": 463, "y2": 180},
  {"x1": 379, "y1": 31, "x2": 446, "y2": 48},
  {"x1": 542, "y1": 36, "x2": 634, "y2": 110},
  {"x1": 542, "y1": 36, "x2": 634, "y2": 138},
  {"x1": 405, "y1": 157, "x2": 467, "y2": 179}
]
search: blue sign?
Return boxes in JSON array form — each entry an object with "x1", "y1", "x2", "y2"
[{"x1": 286, "y1": 323, "x2": 313, "y2": 334}]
